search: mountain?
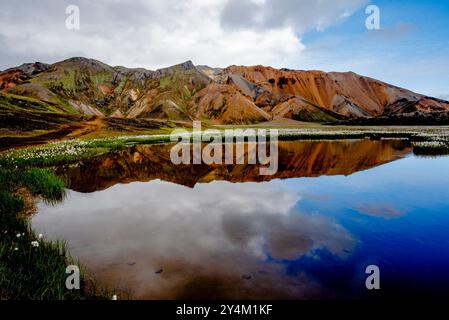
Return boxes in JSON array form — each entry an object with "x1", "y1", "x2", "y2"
[
  {"x1": 1, "y1": 57, "x2": 449, "y2": 130},
  {"x1": 214, "y1": 65, "x2": 449, "y2": 121},
  {"x1": 189, "y1": 82, "x2": 271, "y2": 124},
  {"x1": 1, "y1": 58, "x2": 209, "y2": 117}
]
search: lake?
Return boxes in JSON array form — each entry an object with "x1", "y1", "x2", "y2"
[{"x1": 31, "y1": 139, "x2": 449, "y2": 299}]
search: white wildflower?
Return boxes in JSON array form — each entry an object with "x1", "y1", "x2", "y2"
[{"x1": 31, "y1": 241, "x2": 39, "y2": 247}]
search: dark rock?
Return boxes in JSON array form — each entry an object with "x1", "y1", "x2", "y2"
[{"x1": 4, "y1": 62, "x2": 52, "y2": 77}]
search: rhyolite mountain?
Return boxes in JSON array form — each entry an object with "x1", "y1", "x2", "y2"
[
  {"x1": 57, "y1": 140, "x2": 411, "y2": 192},
  {"x1": 1, "y1": 57, "x2": 449, "y2": 125}
]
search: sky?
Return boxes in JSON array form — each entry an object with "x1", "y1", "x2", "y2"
[{"x1": 0, "y1": 0, "x2": 448, "y2": 98}]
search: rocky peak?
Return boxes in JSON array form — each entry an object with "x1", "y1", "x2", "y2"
[
  {"x1": 177, "y1": 60, "x2": 196, "y2": 71},
  {"x1": 4, "y1": 62, "x2": 52, "y2": 77}
]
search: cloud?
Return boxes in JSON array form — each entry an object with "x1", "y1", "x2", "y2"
[
  {"x1": 0, "y1": 0, "x2": 365, "y2": 70},
  {"x1": 220, "y1": 0, "x2": 366, "y2": 33}
]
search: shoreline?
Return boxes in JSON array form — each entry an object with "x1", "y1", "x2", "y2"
[{"x1": 1, "y1": 128, "x2": 449, "y2": 299}]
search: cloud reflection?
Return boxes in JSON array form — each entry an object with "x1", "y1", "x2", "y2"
[
  {"x1": 33, "y1": 179, "x2": 356, "y2": 299},
  {"x1": 353, "y1": 203, "x2": 406, "y2": 219}
]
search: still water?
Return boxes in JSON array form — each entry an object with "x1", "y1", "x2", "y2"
[{"x1": 32, "y1": 140, "x2": 449, "y2": 299}]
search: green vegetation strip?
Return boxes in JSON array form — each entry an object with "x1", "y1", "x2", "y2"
[
  {"x1": 412, "y1": 141, "x2": 449, "y2": 156},
  {"x1": 1, "y1": 128, "x2": 449, "y2": 170}
]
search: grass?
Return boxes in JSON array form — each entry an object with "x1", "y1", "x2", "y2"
[
  {"x1": 0, "y1": 167, "x2": 107, "y2": 299},
  {"x1": 0, "y1": 137, "x2": 169, "y2": 169},
  {"x1": 0, "y1": 129, "x2": 49, "y2": 139},
  {"x1": 0, "y1": 92, "x2": 84, "y2": 132},
  {"x1": 0, "y1": 142, "x2": 104, "y2": 169},
  {"x1": 0, "y1": 168, "x2": 65, "y2": 202},
  {"x1": 412, "y1": 140, "x2": 449, "y2": 156},
  {"x1": 0, "y1": 92, "x2": 61, "y2": 113},
  {"x1": 1, "y1": 91, "x2": 77, "y2": 115},
  {"x1": 159, "y1": 76, "x2": 171, "y2": 89}
]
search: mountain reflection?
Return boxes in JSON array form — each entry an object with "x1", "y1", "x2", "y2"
[
  {"x1": 33, "y1": 139, "x2": 413, "y2": 299},
  {"x1": 58, "y1": 139, "x2": 411, "y2": 192},
  {"x1": 32, "y1": 142, "x2": 449, "y2": 299}
]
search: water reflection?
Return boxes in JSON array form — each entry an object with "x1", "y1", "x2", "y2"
[
  {"x1": 58, "y1": 139, "x2": 411, "y2": 192},
  {"x1": 33, "y1": 139, "x2": 436, "y2": 299},
  {"x1": 353, "y1": 203, "x2": 405, "y2": 219},
  {"x1": 34, "y1": 180, "x2": 357, "y2": 299}
]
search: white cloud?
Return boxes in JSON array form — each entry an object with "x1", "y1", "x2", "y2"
[{"x1": 0, "y1": 0, "x2": 365, "y2": 70}]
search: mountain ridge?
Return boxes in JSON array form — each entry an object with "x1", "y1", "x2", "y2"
[{"x1": 1, "y1": 57, "x2": 449, "y2": 127}]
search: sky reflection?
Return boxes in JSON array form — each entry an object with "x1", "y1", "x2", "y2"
[
  {"x1": 33, "y1": 179, "x2": 356, "y2": 299},
  {"x1": 31, "y1": 143, "x2": 449, "y2": 299}
]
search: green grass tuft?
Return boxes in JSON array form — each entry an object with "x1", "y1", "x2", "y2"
[{"x1": 0, "y1": 167, "x2": 106, "y2": 299}]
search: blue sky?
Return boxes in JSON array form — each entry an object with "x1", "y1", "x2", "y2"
[
  {"x1": 0, "y1": 0, "x2": 447, "y2": 98},
  {"x1": 298, "y1": 0, "x2": 449, "y2": 97}
]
